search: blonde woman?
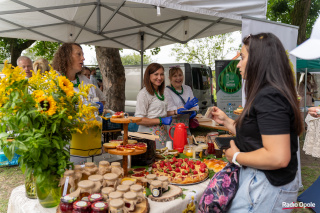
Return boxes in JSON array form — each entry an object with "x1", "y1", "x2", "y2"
[{"x1": 33, "y1": 58, "x2": 50, "y2": 74}]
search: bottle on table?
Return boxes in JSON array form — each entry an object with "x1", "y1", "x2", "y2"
[{"x1": 226, "y1": 103, "x2": 234, "y2": 119}]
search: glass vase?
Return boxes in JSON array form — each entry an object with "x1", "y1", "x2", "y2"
[
  {"x1": 36, "y1": 174, "x2": 61, "y2": 208},
  {"x1": 25, "y1": 172, "x2": 37, "y2": 199}
]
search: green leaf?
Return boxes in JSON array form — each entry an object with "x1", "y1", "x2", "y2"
[
  {"x1": 52, "y1": 122, "x2": 56, "y2": 133},
  {"x1": 52, "y1": 140, "x2": 60, "y2": 149},
  {"x1": 145, "y1": 187, "x2": 152, "y2": 197}
]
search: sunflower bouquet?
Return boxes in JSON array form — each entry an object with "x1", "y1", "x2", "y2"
[{"x1": 0, "y1": 61, "x2": 101, "y2": 185}]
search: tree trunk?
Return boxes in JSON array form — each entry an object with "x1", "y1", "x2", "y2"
[
  {"x1": 10, "y1": 39, "x2": 35, "y2": 66},
  {"x1": 291, "y1": 0, "x2": 312, "y2": 44},
  {"x1": 95, "y1": 46, "x2": 125, "y2": 112}
]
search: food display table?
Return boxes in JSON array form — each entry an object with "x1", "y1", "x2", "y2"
[{"x1": 8, "y1": 179, "x2": 210, "y2": 213}]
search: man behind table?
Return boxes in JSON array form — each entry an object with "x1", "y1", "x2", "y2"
[{"x1": 17, "y1": 56, "x2": 33, "y2": 78}]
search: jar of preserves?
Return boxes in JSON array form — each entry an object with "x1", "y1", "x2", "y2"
[
  {"x1": 109, "y1": 199, "x2": 124, "y2": 213},
  {"x1": 69, "y1": 180, "x2": 95, "y2": 200},
  {"x1": 121, "y1": 180, "x2": 135, "y2": 187},
  {"x1": 72, "y1": 201, "x2": 90, "y2": 213},
  {"x1": 88, "y1": 175, "x2": 103, "y2": 193},
  {"x1": 123, "y1": 192, "x2": 138, "y2": 212},
  {"x1": 130, "y1": 184, "x2": 144, "y2": 203},
  {"x1": 97, "y1": 161, "x2": 111, "y2": 176},
  {"x1": 111, "y1": 162, "x2": 124, "y2": 178},
  {"x1": 74, "y1": 165, "x2": 84, "y2": 182},
  {"x1": 88, "y1": 193, "x2": 103, "y2": 203},
  {"x1": 146, "y1": 174, "x2": 157, "y2": 188},
  {"x1": 90, "y1": 201, "x2": 108, "y2": 213},
  {"x1": 183, "y1": 145, "x2": 194, "y2": 157},
  {"x1": 108, "y1": 191, "x2": 122, "y2": 202},
  {"x1": 102, "y1": 173, "x2": 118, "y2": 189},
  {"x1": 101, "y1": 187, "x2": 115, "y2": 201},
  {"x1": 116, "y1": 185, "x2": 130, "y2": 196},
  {"x1": 82, "y1": 162, "x2": 98, "y2": 180},
  {"x1": 60, "y1": 170, "x2": 77, "y2": 196},
  {"x1": 59, "y1": 195, "x2": 76, "y2": 213},
  {"x1": 157, "y1": 176, "x2": 169, "y2": 193},
  {"x1": 150, "y1": 180, "x2": 162, "y2": 198}
]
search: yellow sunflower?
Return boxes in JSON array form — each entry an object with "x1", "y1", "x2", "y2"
[
  {"x1": 36, "y1": 96, "x2": 57, "y2": 116},
  {"x1": 58, "y1": 76, "x2": 74, "y2": 97}
]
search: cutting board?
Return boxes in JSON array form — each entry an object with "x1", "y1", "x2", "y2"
[{"x1": 148, "y1": 185, "x2": 182, "y2": 202}]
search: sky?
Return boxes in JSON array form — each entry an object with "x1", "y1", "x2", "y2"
[{"x1": 82, "y1": 31, "x2": 242, "y2": 67}]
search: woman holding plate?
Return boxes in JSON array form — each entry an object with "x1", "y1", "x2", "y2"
[{"x1": 164, "y1": 66, "x2": 199, "y2": 136}]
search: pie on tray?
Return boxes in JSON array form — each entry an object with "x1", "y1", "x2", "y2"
[
  {"x1": 114, "y1": 143, "x2": 147, "y2": 153},
  {"x1": 203, "y1": 159, "x2": 227, "y2": 173},
  {"x1": 151, "y1": 157, "x2": 208, "y2": 184}
]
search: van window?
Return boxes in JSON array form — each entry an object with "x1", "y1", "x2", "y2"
[{"x1": 192, "y1": 67, "x2": 211, "y2": 90}]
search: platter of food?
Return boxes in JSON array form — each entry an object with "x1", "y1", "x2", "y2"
[
  {"x1": 155, "y1": 147, "x2": 179, "y2": 159},
  {"x1": 233, "y1": 105, "x2": 243, "y2": 115},
  {"x1": 151, "y1": 157, "x2": 209, "y2": 185},
  {"x1": 104, "y1": 142, "x2": 147, "y2": 156}
]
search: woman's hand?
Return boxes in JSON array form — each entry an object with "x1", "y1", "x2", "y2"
[
  {"x1": 211, "y1": 106, "x2": 228, "y2": 125},
  {"x1": 308, "y1": 107, "x2": 320, "y2": 118},
  {"x1": 225, "y1": 140, "x2": 240, "y2": 163}
]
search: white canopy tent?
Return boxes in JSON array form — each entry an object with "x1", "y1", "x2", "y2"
[{"x1": 0, "y1": 0, "x2": 268, "y2": 85}]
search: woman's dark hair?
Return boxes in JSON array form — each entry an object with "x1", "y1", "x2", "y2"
[
  {"x1": 235, "y1": 33, "x2": 302, "y2": 135},
  {"x1": 52, "y1": 43, "x2": 82, "y2": 75},
  {"x1": 144, "y1": 63, "x2": 165, "y2": 95}
]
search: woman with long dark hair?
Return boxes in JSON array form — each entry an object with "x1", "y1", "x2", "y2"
[{"x1": 211, "y1": 33, "x2": 302, "y2": 212}]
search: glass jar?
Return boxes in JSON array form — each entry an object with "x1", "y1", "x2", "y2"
[
  {"x1": 90, "y1": 201, "x2": 108, "y2": 213},
  {"x1": 150, "y1": 180, "x2": 162, "y2": 198},
  {"x1": 108, "y1": 191, "x2": 122, "y2": 201},
  {"x1": 121, "y1": 180, "x2": 135, "y2": 187},
  {"x1": 146, "y1": 174, "x2": 157, "y2": 188},
  {"x1": 97, "y1": 161, "x2": 111, "y2": 176},
  {"x1": 116, "y1": 185, "x2": 130, "y2": 196},
  {"x1": 130, "y1": 184, "x2": 144, "y2": 203},
  {"x1": 109, "y1": 199, "x2": 124, "y2": 213},
  {"x1": 123, "y1": 192, "x2": 138, "y2": 212},
  {"x1": 199, "y1": 143, "x2": 208, "y2": 157},
  {"x1": 73, "y1": 201, "x2": 90, "y2": 213},
  {"x1": 82, "y1": 162, "x2": 98, "y2": 180},
  {"x1": 193, "y1": 145, "x2": 203, "y2": 159},
  {"x1": 101, "y1": 187, "x2": 115, "y2": 201},
  {"x1": 88, "y1": 193, "x2": 103, "y2": 203},
  {"x1": 74, "y1": 165, "x2": 84, "y2": 182},
  {"x1": 61, "y1": 170, "x2": 77, "y2": 196},
  {"x1": 103, "y1": 173, "x2": 118, "y2": 188},
  {"x1": 207, "y1": 132, "x2": 219, "y2": 154},
  {"x1": 157, "y1": 176, "x2": 169, "y2": 193},
  {"x1": 183, "y1": 145, "x2": 194, "y2": 157},
  {"x1": 60, "y1": 195, "x2": 76, "y2": 213},
  {"x1": 111, "y1": 162, "x2": 124, "y2": 178},
  {"x1": 73, "y1": 180, "x2": 95, "y2": 200},
  {"x1": 88, "y1": 175, "x2": 103, "y2": 193},
  {"x1": 25, "y1": 171, "x2": 37, "y2": 199}
]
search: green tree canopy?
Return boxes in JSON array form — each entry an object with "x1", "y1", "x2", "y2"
[{"x1": 121, "y1": 52, "x2": 152, "y2": 65}]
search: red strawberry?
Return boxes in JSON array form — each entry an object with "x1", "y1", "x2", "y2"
[
  {"x1": 172, "y1": 157, "x2": 177, "y2": 162},
  {"x1": 178, "y1": 159, "x2": 183, "y2": 163},
  {"x1": 170, "y1": 160, "x2": 175, "y2": 165},
  {"x1": 193, "y1": 170, "x2": 198, "y2": 175},
  {"x1": 175, "y1": 167, "x2": 180, "y2": 173},
  {"x1": 170, "y1": 172, "x2": 176, "y2": 177},
  {"x1": 200, "y1": 163, "x2": 207, "y2": 169},
  {"x1": 165, "y1": 162, "x2": 171, "y2": 167},
  {"x1": 164, "y1": 169, "x2": 169, "y2": 174},
  {"x1": 199, "y1": 167, "x2": 205, "y2": 173},
  {"x1": 181, "y1": 163, "x2": 186, "y2": 169},
  {"x1": 160, "y1": 162, "x2": 164, "y2": 168},
  {"x1": 189, "y1": 164, "x2": 195, "y2": 170},
  {"x1": 184, "y1": 158, "x2": 189, "y2": 162},
  {"x1": 152, "y1": 163, "x2": 157, "y2": 168},
  {"x1": 182, "y1": 170, "x2": 188, "y2": 175},
  {"x1": 168, "y1": 166, "x2": 173, "y2": 171},
  {"x1": 187, "y1": 161, "x2": 194, "y2": 166},
  {"x1": 196, "y1": 160, "x2": 201, "y2": 165},
  {"x1": 175, "y1": 162, "x2": 181, "y2": 168}
]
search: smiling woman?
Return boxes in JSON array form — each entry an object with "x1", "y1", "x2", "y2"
[{"x1": 52, "y1": 43, "x2": 96, "y2": 98}]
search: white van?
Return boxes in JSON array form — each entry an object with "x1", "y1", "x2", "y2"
[{"x1": 125, "y1": 63, "x2": 213, "y2": 114}]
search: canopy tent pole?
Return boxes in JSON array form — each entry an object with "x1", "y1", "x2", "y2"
[
  {"x1": 140, "y1": 32, "x2": 144, "y2": 89},
  {"x1": 304, "y1": 68, "x2": 308, "y2": 138}
]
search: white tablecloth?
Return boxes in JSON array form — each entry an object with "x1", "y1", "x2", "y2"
[
  {"x1": 8, "y1": 179, "x2": 210, "y2": 213},
  {"x1": 304, "y1": 114, "x2": 320, "y2": 158}
]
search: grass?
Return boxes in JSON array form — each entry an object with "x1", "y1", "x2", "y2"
[
  {"x1": 0, "y1": 127, "x2": 319, "y2": 212},
  {"x1": 0, "y1": 166, "x2": 24, "y2": 213}
]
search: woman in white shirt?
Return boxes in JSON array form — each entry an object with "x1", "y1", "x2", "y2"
[
  {"x1": 164, "y1": 66, "x2": 199, "y2": 136},
  {"x1": 52, "y1": 43, "x2": 96, "y2": 98},
  {"x1": 135, "y1": 63, "x2": 182, "y2": 148}
]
